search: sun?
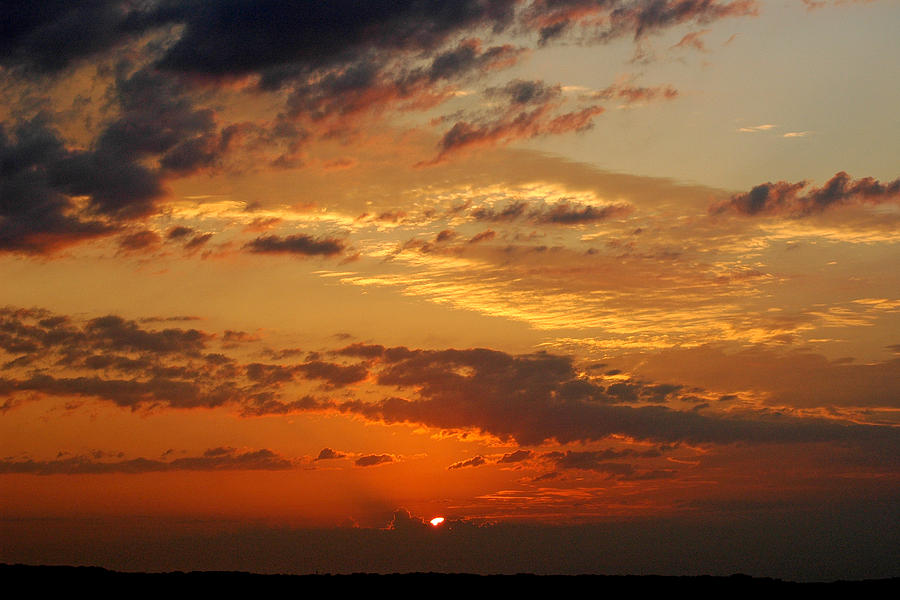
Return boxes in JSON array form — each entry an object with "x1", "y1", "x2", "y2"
[{"x1": 429, "y1": 517, "x2": 445, "y2": 527}]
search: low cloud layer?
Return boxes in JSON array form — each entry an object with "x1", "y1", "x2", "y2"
[
  {"x1": 0, "y1": 447, "x2": 294, "y2": 475},
  {"x1": 2, "y1": 307, "x2": 897, "y2": 451},
  {"x1": 712, "y1": 171, "x2": 900, "y2": 217}
]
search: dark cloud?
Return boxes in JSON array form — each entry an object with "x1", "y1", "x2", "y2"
[
  {"x1": 139, "y1": 315, "x2": 201, "y2": 323},
  {"x1": 297, "y1": 361, "x2": 369, "y2": 387},
  {"x1": 5, "y1": 308, "x2": 895, "y2": 453},
  {"x1": 498, "y1": 449, "x2": 533, "y2": 463},
  {"x1": 429, "y1": 102, "x2": 604, "y2": 164},
  {"x1": 0, "y1": 307, "x2": 241, "y2": 410},
  {"x1": 488, "y1": 79, "x2": 561, "y2": 105},
  {"x1": 355, "y1": 454, "x2": 395, "y2": 467},
  {"x1": 117, "y1": 230, "x2": 161, "y2": 252},
  {"x1": 0, "y1": 373, "x2": 240, "y2": 409},
  {"x1": 318, "y1": 346, "x2": 899, "y2": 447},
  {"x1": 542, "y1": 448, "x2": 664, "y2": 475},
  {"x1": 335, "y1": 343, "x2": 390, "y2": 359},
  {"x1": 0, "y1": 308, "x2": 210, "y2": 359},
  {"x1": 386, "y1": 508, "x2": 428, "y2": 531},
  {"x1": 605, "y1": 0, "x2": 759, "y2": 40},
  {"x1": 244, "y1": 359, "x2": 367, "y2": 389},
  {"x1": 84, "y1": 315, "x2": 210, "y2": 355},
  {"x1": 1, "y1": 1, "x2": 757, "y2": 77},
  {"x1": 427, "y1": 41, "x2": 524, "y2": 82},
  {"x1": 279, "y1": 41, "x2": 526, "y2": 129},
  {"x1": 0, "y1": 64, "x2": 237, "y2": 254},
  {"x1": 166, "y1": 226, "x2": 195, "y2": 240},
  {"x1": 468, "y1": 200, "x2": 631, "y2": 225},
  {"x1": 468, "y1": 230, "x2": 497, "y2": 244},
  {"x1": 183, "y1": 233, "x2": 213, "y2": 250},
  {"x1": 0, "y1": 447, "x2": 294, "y2": 475},
  {"x1": 0, "y1": 0, "x2": 145, "y2": 73},
  {"x1": 0, "y1": 117, "x2": 115, "y2": 253},
  {"x1": 617, "y1": 345, "x2": 900, "y2": 409},
  {"x1": 0, "y1": 1, "x2": 761, "y2": 257},
  {"x1": 711, "y1": 171, "x2": 900, "y2": 217},
  {"x1": 606, "y1": 380, "x2": 681, "y2": 403},
  {"x1": 532, "y1": 201, "x2": 632, "y2": 224},
  {"x1": 447, "y1": 455, "x2": 487, "y2": 469},
  {"x1": 470, "y1": 201, "x2": 528, "y2": 222},
  {"x1": 244, "y1": 234, "x2": 346, "y2": 257},
  {"x1": 155, "y1": 1, "x2": 518, "y2": 78},
  {"x1": 525, "y1": 0, "x2": 758, "y2": 44},
  {"x1": 315, "y1": 447, "x2": 347, "y2": 461}
]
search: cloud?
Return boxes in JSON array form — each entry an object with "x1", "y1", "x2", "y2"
[
  {"x1": 1, "y1": 1, "x2": 757, "y2": 76},
  {"x1": 315, "y1": 447, "x2": 347, "y2": 461},
  {"x1": 498, "y1": 449, "x2": 533, "y2": 463},
  {"x1": 606, "y1": 0, "x2": 758, "y2": 40},
  {"x1": 488, "y1": 79, "x2": 562, "y2": 105},
  {"x1": 0, "y1": 1, "x2": 144, "y2": 73},
  {"x1": 0, "y1": 447, "x2": 294, "y2": 475},
  {"x1": 83, "y1": 315, "x2": 210, "y2": 355},
  {"x1": 154, "y1": 1, "x2": 518, "y2": 78},
  {"x1": 712, "y1": 171, "x2": 900, "y2": 217},
  {"x1": 244, "y1": 234, "x2": 347, "y2": 256},
  {"x1": 245, "y1": 359, "x2": 367, "y2": 388},
  {"x1": 468, "y1": 229, "x2": 497, "y2": 244},
  {"x1": 320, "y1": 345, "x2": 899, "y2": 447},
  {"x1": 613, "y1": 344, "x2": 900, "y2": 409},
  {"x1": 166, "y1": 226, "x2": 195, "y2": 240},
  {"x1": 0, "y1": 307, "x2": 239, "y2": 410},
  {"x1": 672, "y1": 29, "x2": 712, "y2": 52},
  {"x1": 531, "y1": 201, "x2": 632, "y2": 224},
  {"x1": 0, "y1": 1, "x2": 764, "y2": 258},
  {"x1": 447, "y1": 455, "x2": 487, "y2": 469},
  {"x1": 296, "y1": 361, "x2": 369, "y2": 387},
  {"x1": 541, "y1": 448, "x2": 666, "y2": 477},
  {"x1": 802, "y1": 0, "x2": 877, "y2": 10},
  {"x1": 0, "y1": 373, "x2": 240, "y2": 409},
  {"x1": 386, "y1": 508, "x2": 428, "y2": 531},
  {"x1": 543, "y1": 454, "x2": 636, "y2": 477},
  {"x1": 526, "y1": 0, "x2": 758, "y2": 44},
  {"x1": 355, "y1": 454, "x2": 395, "y2": 467},
  {"x1": 0, "y1": 64, "x2": 241, "y2": 254},
  {"x1": 429, "y1": 102, "x2": 605, "y2": 164},
  {"x1": 0, "y1": 117, "x2": 116, "y2": 253},
  {"x1": 117, "y1": 230, "x2": 161, "y2": 252},
  {"x1": 5, "y1": 307, "x2": 896, "y2": 451},
  {"x1": 468, "y1": 200, "x2": 631, "y2": 225},
  {"x1": 590, "y1": 82, "x2": 679, "y2": 104},
  {"x1": 183, "y1": 233, "x2": 213, "y2": 250}
]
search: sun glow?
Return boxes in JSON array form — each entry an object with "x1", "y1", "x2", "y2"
[{"x1": 430, "y1": 517, "x2": 445, "y2": 527}]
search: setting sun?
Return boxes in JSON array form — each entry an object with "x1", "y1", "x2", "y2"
[{"x1": 430, "y1": 517, "x2": 445, "y2": 527}]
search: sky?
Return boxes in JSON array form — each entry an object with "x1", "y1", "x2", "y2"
[{"x1": 1, "y1": 0, "x2": 898, "y2": 580}]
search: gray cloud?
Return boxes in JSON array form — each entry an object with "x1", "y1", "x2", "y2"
[
  {"x1": 355, "y1": 454, "x2": 395, "y2": 468},
  {"x1": 244, "y1": 234, "x2": 347, "y2": 257},
  {"x1": 0, "y1": 447, "x2": 294, "y2": 475},
  {"x1": 712, "y1": 171, "x2": 900, "y2": 217}
]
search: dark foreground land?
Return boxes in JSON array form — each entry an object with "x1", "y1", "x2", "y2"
[{"x1": 3, "y1": 564, "x2": 897, "y2": 592}]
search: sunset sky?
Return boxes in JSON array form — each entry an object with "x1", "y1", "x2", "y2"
[{"x1": 1, "y1": 0, "x2": 898, "y2": 579}]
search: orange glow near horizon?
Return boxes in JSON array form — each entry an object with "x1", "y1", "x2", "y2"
[{"x1": 430, "y1": 517, "x2": 445, "y2": 527}]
